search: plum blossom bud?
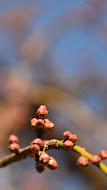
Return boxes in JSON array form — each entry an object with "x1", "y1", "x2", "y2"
[
  {"x1": 39, "y1": 152, "x2": 50, "y2": 164},
  {"x1": 63, "y1": 140, "x2": 73, "y2": 151},
  {"x1": 31, "y1": 138, "x2": 44, "y2": 149},
  {"x1": 44, "y1": 119, "x2": 50, "y2": 123},
  {"x1": 31, "y1": 118, "x2": 38, "y2": 130},
  {"x1": 37, "y1": 105, "x2": 48, "y2": 119},
  {"x1": 63, "y1": 131, "x2": 72, "y2": 140},
  {"x1": 35, "y1": 161, "x2": 45, "y2": 173},
  {"x1": 9, "y1": 134, "x2": 19, "y2": 144},
  {"x1": 77, "y1": 156, "x2": 89, "y2": 167},
  {"x1": 69, "y1": 134, "x2": 77, "y2": 143},
  {"x1": 43, "y1": 121, "x2": 54, "y2": 133},
  {"x1": 99, "y1": 150, "x2": 107, "y2": 160},
  {"x1": 36, "y1": 119, "x2": 44, "y2": 129},
  {"x1": 8, "y1": 143, "x2": 19, "y2": 154},
  {"x1": 31, "y1": 144, "x2": 40, "y2": 154},
  {"x1": 46, "y1": 157, "x2": 58, "y2": 170},
  {"x1": 91, "y1": 155, "x2": 101, "y2": 165}
]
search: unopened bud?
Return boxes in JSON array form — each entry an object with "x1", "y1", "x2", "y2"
[
  {"x1": 31, "y1": 138, "x2": 44, "y2": 149},
  {"x1": 31, "y1": 144, "x2": 40, "y2": 154},
  {"x1": 8, "y1": 143, "x2": 19, "y2": 154},
  {"x1": 36, "y1": 119, "x2": 44, "y2": 129},
  {"x1": 31, "y1": 118, "x2": 38, "y2": 130},
  {"x1": 35, "y1": 161, "x2": 45, "y2": 173},
  {"x1": 46, "y1": 157, "x2": 58, "y2": 170},
  {"x1": 63, "y1": 131, "x2": 72, "y2": 140},
  {"x1": 44, "y1": 119, "x2": 50, "y2": 123},
  {"x1": 69, "y1": 134, "x2": 77, "y2": 143},
  {"x1": 99, "y1": 150, "x2": 107, "y2": 160},
  {"x1": 37, "y1": 105, "x2": 48, "y2": 119},
  {"x1": 9, "y1": 134, "x2": 19, "y2": 144},
  {"x1": 77, "y1": 156, "x2": 89, "y2": 167},
  {"x1": 91, "y1": 155, "x2": 101, "y2": 165},
  {"x1": 43, "y1": 121, "x2": 54, "y2": 133},
  {"x1": 63, "y1": 140, "x2": 73, "y2": 151},
  {"x1": 39, "y1": 152, "x2": 50, "y2": 164}
]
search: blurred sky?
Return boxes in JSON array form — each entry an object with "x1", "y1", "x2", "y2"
[{"x1": 0, "y1": 0, "x2": 106, "y2": 72}]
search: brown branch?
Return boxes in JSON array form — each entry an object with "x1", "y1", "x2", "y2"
[
  {"x1": 0, "y1": 146, "x2": 31, "y2": 167},
  {"x1": 0, "y1": 139, "x2": 59, "y2": 168},
  {"x1": 0, "y1": 139, "x2": 107, "y2": 175}
]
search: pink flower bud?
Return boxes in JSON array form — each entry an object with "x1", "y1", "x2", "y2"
[
  {"x1": 9, "y1": 134, "x2": 19, "y2": 144},
  {"x1": 36, "y1": 119, "x2": 44, "y2": 129},
  {"x1": 77, "y1": 156, "x2": 89, "y2": 167},
  {"x1": 31, "y1": 138, "x2": 44, "y2": 149},
  {"x1": 46, "y1": 157, "x2": 58, "y2": 170},
  {"x1": 63, "y1": 140, "x2": 73, "y2": 151},
  {"x1": 91, "y1": 155, "x2": 101, "y2": 165},
  {"x1": 43, "y1": 121, "x2": 54, "y2": 133},
  {"x1": 37, "y1": 105, "x2": 48, "y2": 119},
  {"x1": 63, "y1": 131, "x2": 72, "y2": 140},
  {"x1": 99, "y1": 150, "x2": 107, "y2": 160},
  {"x1": 69, "y1": 134, "x2": 77, "y2": 143},
  {"x1": 39, "y1": 152, "x2": 50, "y2": 164},
  {"x1": 8, "y1": 143, "x2": 19, "y2": 154},
  {"x1": 31, "y1": 144, "x2": 40, "y2": 154},
  {"x1": 35, "y1": 161, "x2": 45, "y2": 173},
  {"x1": 44, "y1": 119, "x2": 50, "y2": 123},
  {"x1": 31, "y1": 118, "x2": 38, "y2": 130}
]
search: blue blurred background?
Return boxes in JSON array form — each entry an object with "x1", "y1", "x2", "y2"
[{"x1": 0, "y1": 0, "x2": 107, "y2": 189}]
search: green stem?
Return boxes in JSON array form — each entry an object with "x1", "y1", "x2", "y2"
[
  {"x1": 0, "y1": 140, "x2": 107, "y2": 175},
  {"x1": 57, "y1": 142, "x2": 107, "y2": 175},
  {"x1": 73, "y1": 145, "x2": 92, "y2": 159},
  {"x1": 73, "y1": 145, "x2": 107, "y2": 175}
]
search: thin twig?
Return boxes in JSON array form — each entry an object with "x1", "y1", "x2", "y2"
[{"x1": 0, "y1": 139, "x2": 107, "y2": 175}]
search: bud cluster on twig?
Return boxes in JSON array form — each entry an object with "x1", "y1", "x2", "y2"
[
  {"x1": 30, "y1": 138, "x2": 58, "y2": 173},
  {"x1": 31, "y1": 105, "x2": 58, "y2": 173},
  {"x1": 63, "y1": 131, "x2": 77, "y2": 151},
  {"x1": 0, "y1": 105, "x2": 107, "y2": 175},
  {"x1": 31, "y1": 105, "x2": 54, "y2": 134}
]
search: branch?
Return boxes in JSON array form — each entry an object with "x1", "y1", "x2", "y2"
[
  {"x1": 0, "y1": 146, "x2": 31, "y2": 167},
  {"x1": 0, "y1": 139, "x2": 107, "y2": 175}
]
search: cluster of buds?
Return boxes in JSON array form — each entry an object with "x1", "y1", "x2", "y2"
[
  {"x1": 35, "y1": 154, "x2": 58, "y2": 173},
  {"x1": 30, "y1": 106, "x2": 58, "y2": 173},
  {"x1": 7, "y1": 105, "x2": 107, "y2": 175},
  {"x1": 31, "y1": 105, "x2": 54, "y2": 133},
  {"x1": 62, "y1": 130, "x2": 107, "y2": 168},
  {"x1": 62, "y1": 131, "x2": 89, "y2": 168},
  {"x1": 8, "y1": 134, "x2": 20, "y2": 154},
  {"x1": 31, "y1": 138, "x2": 58, "y2": 173},
  {"x1": 63, "y1": 131, "x2": 77, "y2": 151},
  {"x1": 31, "y1": 138, "x2": 44, "y2": 154}
]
